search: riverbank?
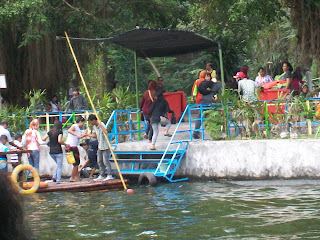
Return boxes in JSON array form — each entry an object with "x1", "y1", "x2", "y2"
[{"x1": 11, "y1": 139, "x2": 320, "y2": 179}]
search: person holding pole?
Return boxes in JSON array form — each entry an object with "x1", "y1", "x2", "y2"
[{"x1": 87, "y1": 114, "x2": 114, "y2": 181}]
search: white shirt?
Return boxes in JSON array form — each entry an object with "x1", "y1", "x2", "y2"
[
  {"x1": 238, "y1": 78, "x2": 256, "y2": 102},
  {"x1": 22, "y1": 129, "x2": 42, "y2": 151},
  {"x1": 10, "y1": 140, "x2": 23, "y2": 162},
  {"x1": 66, "y1": 124, "x2": 81, "y2": 147},
  {"x1": 50, "y1": 101, "x2": 59, "y2": 112},
  {"x1": 0, "y1": 126, "x2": 12, "y2": 142}
]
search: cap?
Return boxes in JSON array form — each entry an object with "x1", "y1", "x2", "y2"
[{"x1": 233, "y1": 72, "x2": 246, "y2": 79}]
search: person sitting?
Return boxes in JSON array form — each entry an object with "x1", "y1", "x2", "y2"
[
  {"x1": 191, "y1": 70, "x2": 207, "y2": 104},
  {"x1": 234, "y1": 72, "x2": 256, "y2": 102},
  {"x1": 50, "y1": 95, "x2": 62, "y2": 112},
  {"x1": 193, "y1": 73, "x2": 222, "y2": 139},
  {"x1": 157, "y1": 77, "x2": 166, "y2": 93},
  {"x1": 299, "y1": 84, "x2": 312, "y2": 98},
  {"x1": 254, "y1": 67, "x2": 273, "y2": 87},
  {"x1": 0, "y1": 135, "x2": 9, "y2": 174},
  {"x1": 292, "y1": 67, "x2": 304, "y2": 92},
  {"x1": 280, "y1": 62, "x2": 293, "y2": 90},
  {"x1": 66, "y1": 87, "x2": 88, "y2": 111},
  {"x1": 206, "y1": 62, "x2": 217, "y2": 79},
  {"x1": 148, "y1": 89, "x2": 174, "y2": 150}
]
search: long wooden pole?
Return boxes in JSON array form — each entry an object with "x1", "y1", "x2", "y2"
[{"x1": 64, "y1": 32, "x2": 127, "y2": 190}]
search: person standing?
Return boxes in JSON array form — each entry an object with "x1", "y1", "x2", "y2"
[
  {"x1": 292, "y1": 67, "x2": 304, "y2": 92},
  {"x1": 42, "y1": 120, "x2": 68, "y2": 184},
  {"x1": 234, "y1": 72, "x2": 256, "y2": 102},
  {"x1": 191, "y1": 70, "x2": 207, "y2": 104},
  {"x1": 0, "y1": 121, "x2": 22, "y2": 149},
  {"x1": 50, "y1": 95, "x2": 62, "y2": 112},
  {"x1": 157, "y1": 77, "x2": 166, "y2": 93},
  {"x1": 87, "y1": 114, "x2": 114, "y2": 181},
  {"x1": 148, "y1": 89, "x2": 174, "y2": 150},
  {"x1": 0, "y1": 135, "x2": 9, "y2": 173},
  {"x1": 22, "y1": 119, "x2": 42, "y2": 174},
  {"x1": 66, "y1": 117, "x2": 86, "y2": 182},
  {"x1": 66, "y1": 87, "x2": 88, "y2": 111},
  {"x1": 193, "y1": 73, "x2": 222, "y2": 139},
  {"x1": 9, "y1": 134, "x2": 23, "y2": 170},
  {"x1": 206, "y1": 62, "x2": 217, "y2": 79},
  {"x1": 140, "y1": 80, "x2": 157, "y2": 141}
]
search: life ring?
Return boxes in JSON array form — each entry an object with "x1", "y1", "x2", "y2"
[
  {"x1": 138, "y1": 172, "x2": 157, "y2": 187},
  {"x1": 11, "y1": 164, "x2": 40, "y2": 194}
]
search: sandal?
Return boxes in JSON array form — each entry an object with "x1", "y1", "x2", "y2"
[
  {"x1": 150, "y1": 147, "x2": 156, "y2": 151},
  {"x1": 164, "y1": 134, "x2": 172, "y2": 137}
]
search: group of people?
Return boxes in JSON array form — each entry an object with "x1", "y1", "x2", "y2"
[
  {"x1": 233, "y1": 62, "x2": 318, "y2": 102},
  {"x1": 140, "y1": 77, "x2": 173, "y2": 150},
  {"x1": 0, "y1": 114, "x2": 114, "y2": 184}
]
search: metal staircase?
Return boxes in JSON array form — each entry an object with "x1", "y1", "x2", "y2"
[{"x1": 105, "y1": 109, "x2": 189, "y2": 183}]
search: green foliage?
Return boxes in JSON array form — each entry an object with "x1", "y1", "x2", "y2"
[
  {"x1": 24, "y1": 89, "x2": 47, "y2": 113},
  {"x1": 0, "y1": 105, "x2": 27, "y2": 134},
  {"x1": 203, "y1": 108, "x2": 225, "y2": 140}
]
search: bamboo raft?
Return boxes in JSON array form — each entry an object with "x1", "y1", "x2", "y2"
[{"x1": 37, "y1": 179, "x2": 128, "y2": 193}]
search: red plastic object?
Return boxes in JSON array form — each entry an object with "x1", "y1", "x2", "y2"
[
  {"x1": 163, "y1": 91, "x2": 187, "y2": 121},
  {"x1": 259, "y1": 89, "x2": 290, "y2": 114}
]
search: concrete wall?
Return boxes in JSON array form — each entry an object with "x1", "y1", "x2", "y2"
[
  {"x1": 10, "y1": 139, "x2": 320, "y2": 179},
  {"x1": 177, "y1": 139, "x2": 320, "y2": 178}
]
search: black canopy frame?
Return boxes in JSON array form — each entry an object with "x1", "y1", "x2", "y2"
[{"x1": 58, "y1": 27, "x2": 225, "y2": 107}]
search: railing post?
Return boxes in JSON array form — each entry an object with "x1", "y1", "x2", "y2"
[
  {"x1": 46, "y1": 113, "x2": 50, "y2": 132},
  {"x1": 188, "y1": 105, "x2": 192, "y2": 141},
  {"x1": 264, "y1": 101, "x2": 269, "y2": 137},
  {"x1": 307, "y1": 100, "x2": 312, "y2": 135},
  {"x1": 200, "y1": 104, "x2": 204, "y2": 140},
  {"x1": 114, "y1": 112, "x2": 118, "y2": 144}
]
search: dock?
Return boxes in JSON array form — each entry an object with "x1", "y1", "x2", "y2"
[{"x1": 37, "y1": 179, "x2": 128, "y2": 193}]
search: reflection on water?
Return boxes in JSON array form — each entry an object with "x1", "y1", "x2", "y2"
[{"x1": 25, "y1": 180, "x2": 320, "y2": 239}]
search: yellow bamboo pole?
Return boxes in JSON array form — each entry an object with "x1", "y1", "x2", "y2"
[{"x1": 64, "y1": 32, "x2": 128, "y2": 191}]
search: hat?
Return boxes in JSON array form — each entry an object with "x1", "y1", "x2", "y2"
[{"x1": 233, "y1": 72, "x2": 246, "y2": 79}]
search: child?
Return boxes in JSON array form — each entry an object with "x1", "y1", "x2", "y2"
[
  {"x1": 87, "y1": 114, "x2": 113, "y2": 181},
  {"x1": 9, "y1": 134, "x2": 23, "y2": 169},
  {"x1": 66, "y1": 116, "x2": 86, "y2": 182},
  {"x1": 0, "y1": 135, "x2": 9, "y2": 173},
  {"x1": 78, "y1": 138, "x2": 99, "y2": 179}
]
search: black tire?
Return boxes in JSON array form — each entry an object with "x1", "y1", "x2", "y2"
[{"x1": 138, "y1": 172, "x2": 157, "y2": 187}]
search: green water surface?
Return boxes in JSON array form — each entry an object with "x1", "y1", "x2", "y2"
[{"x1": 25, "y1": 180, "x2": 320, "y2": 239}]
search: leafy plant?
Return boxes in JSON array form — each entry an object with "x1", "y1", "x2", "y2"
[
  {"x1": 24, "y1": 89, "x2": 47, "y2": 113},
  {"x1": 203, "y1": 108, "x2": 225, "y2": 140}
]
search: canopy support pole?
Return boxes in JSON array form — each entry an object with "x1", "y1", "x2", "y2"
[
  {"x1": 218, "y1": 42, "x2": 225, "y2": 95},
  {"x1": 134, "y1": 51, "x2": 141, "y2": 140}
]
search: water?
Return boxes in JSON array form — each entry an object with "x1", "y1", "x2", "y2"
[{"x1": 25, "y1": 180, "x2": 320, "y2": 239}]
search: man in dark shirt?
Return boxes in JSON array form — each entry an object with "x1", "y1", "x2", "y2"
[
  {"x1": 66, "y1": 87, "x2": 88, "y2": 111},
  {"x1": 157, "y1": 77, "x2": 166, "y2": 92}
]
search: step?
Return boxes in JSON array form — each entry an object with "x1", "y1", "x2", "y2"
[
  {"x1": 110, "y1": 159, "x2": 174, "y2": 163},
  {"x1": 116, "y1": 169, "x2": 175, "y2": 176},
  {"x1": 113, "y1": 150, "x2": 184, "y2": 155}
]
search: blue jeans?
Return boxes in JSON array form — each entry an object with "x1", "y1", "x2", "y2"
[
  {"x1": 50, "y1": 153, "x2": 63, "y2": 182},
  {"x1": 28, "y1": 150, "x2": 40, "y2": 174}
]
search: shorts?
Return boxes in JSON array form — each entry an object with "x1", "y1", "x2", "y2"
[
  {"x1": 88, "y1": 155, "x2": 98, "y2": 169},
  {"x1": 70, "y1": 147, "x2": 80, "y2": 166}
]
